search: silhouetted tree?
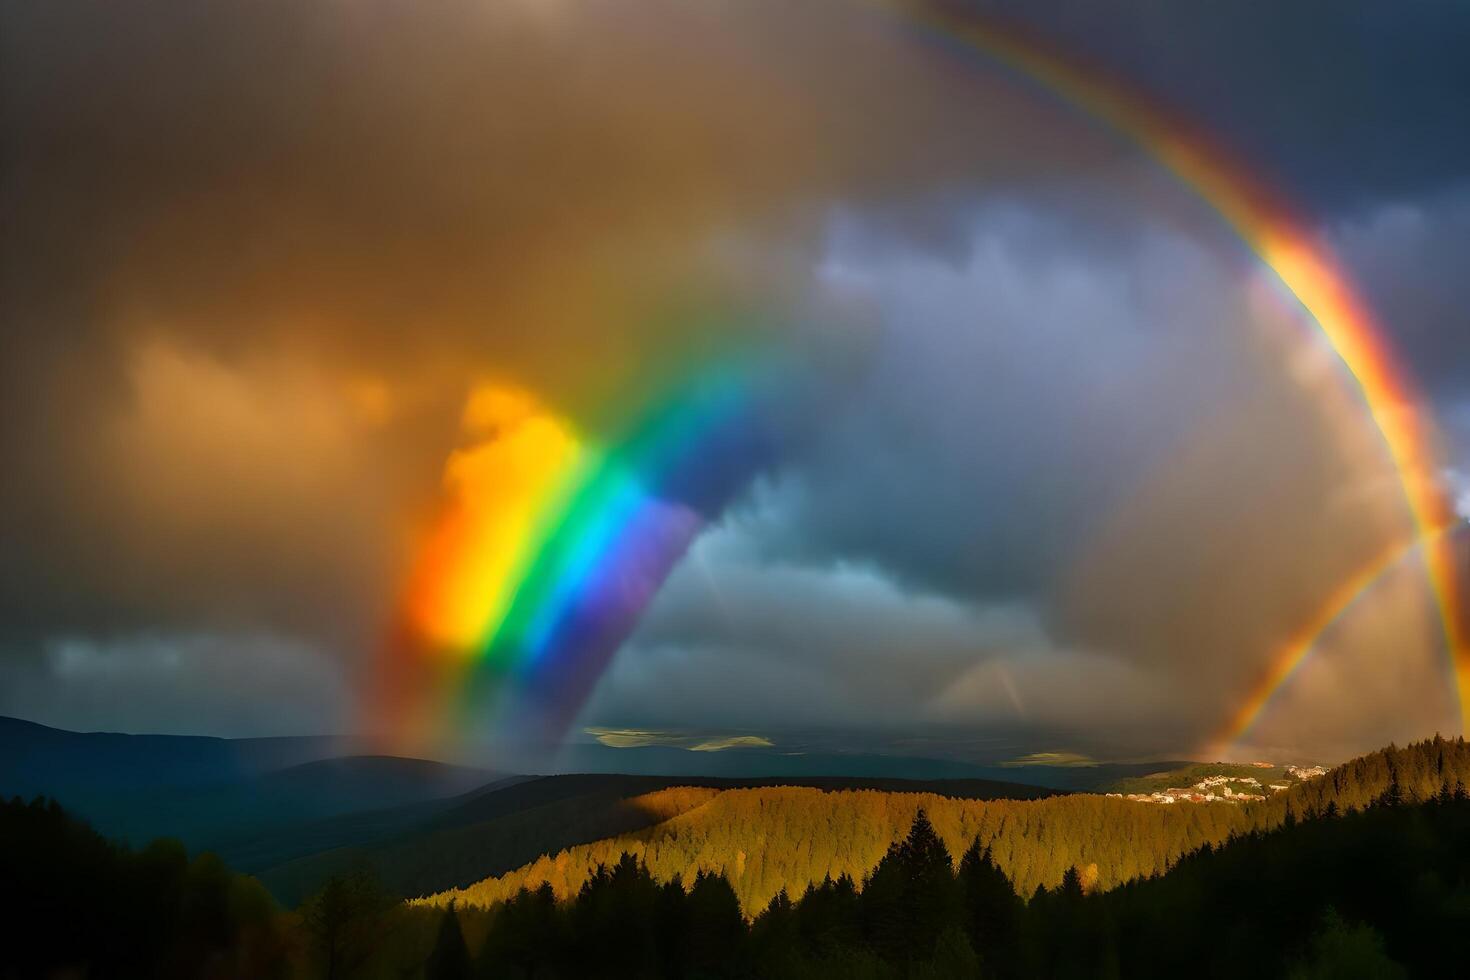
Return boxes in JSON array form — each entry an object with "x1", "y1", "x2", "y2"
[
  {"x1": 426, "y1": 901, "x2": 472, "y2": 980},
  {"x1": 476, "y1": 882, "x2": 563, "y2": 978},
  {"x1": 751, "y1": 888, "x2": 801, "y2": 975},
  {"x1": 1287, "y1": 909, "x2": 1407, "y2": 980},
  {"x1": 685, "y1": 869, "x2": 747, "y2": 977},
  {"x1": 795, "y1": 874, "x2": 861, "y2": 954},
  {"x1": 0, "y1": 796, "x2": 288, "y2": 979},
  {"x1": 862, "y1": 809, "x2": 961, "y2": 966},
  {"x1": 913, "y1": 925, "x2": 980, "y2": 980},
  {"x1": 958, "y1": 840, "x2": 1021, "y2": 978},
  {"x1": 300, "y1": 868, "x2": 395, "y2": 980}
]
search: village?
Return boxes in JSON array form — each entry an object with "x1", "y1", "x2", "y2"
[{"x1": 1106, "y1": 764, "x2": 1329, "y2": 805}]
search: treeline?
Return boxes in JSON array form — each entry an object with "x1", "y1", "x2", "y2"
[
  {"x1": 432, "y1": 736, "x2": 1470, "y2": 914},
  {"x1": 0, "y1": 795, "x2": 291, "y2": 978},
  {"x1": 263, "y1": 784, "x2": 725, "y2": 908},
  {"x1": 432, "y1": 784, "x2": 1250, "y2": 913},
  {"x1": 430, "y1": 789, "x2": 1470, "y2": 978},
  {"x1": 0, "y1": 794, "x2": 458, "y2": 979},
  {"x1": 1096, "y1": 783, "x2": 1470, "y2": 978},
  {"x1": 7, "y1": 736, "x2": 1468, "y2": 977}
]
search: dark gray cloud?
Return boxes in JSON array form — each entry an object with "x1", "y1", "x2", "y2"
[
  {"x1": 585, "y1": 188, "x2": 1447, "y2": 760},
  {"x1": 1330, "y1": 187, "x2": 1470, "y2": 404},
  {"x1": 0, "y1": 631, "x2": 349, "y2": 737},
  {"x1": 964, "y1": 0, "x2": 1470, "y2": 213},
  {"x1": 753, "y1": 198, "x2": 1253, "y2": 601}
]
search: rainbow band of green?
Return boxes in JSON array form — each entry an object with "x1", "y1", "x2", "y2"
[{"x1": 459, "y1": 354, "x2": 777, "y2": 737}]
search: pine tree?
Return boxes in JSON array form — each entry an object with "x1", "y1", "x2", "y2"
[
  {"x1": 861, "y1": 809, "x2": 962, "y2": 966},
  {"x1": 425, "y1": 902, "x2": 472, "y2": 980},
  {"x1": 1380, "y1": 776, "x2": 1404, "y2": 808},
  {"x1": 913, "y1": 925, "x2": 981, "y2": 980},
  {"x1": 1287, "y1": 910, "x2": 1407, "y2": 980},
  {"x1": 751, "y1": 888, "x2": 800, "y2": 974},
  {"x1": 958, "y1": 840, "x2": 1021, "y2": 978},
  {"x1": 685, "y1": 870, "x2": 746, "y2": 977},
  {"x1": 300, "y1": 869, "x2": 394, "y2": 980}
]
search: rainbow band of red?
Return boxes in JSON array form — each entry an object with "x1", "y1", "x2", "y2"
[
  {"x1": 376, "y1": 346, "x2": 785, "y2": 751},
  {"x1": 866, "y1": 0, "x2": 1466, "y2": 739}
]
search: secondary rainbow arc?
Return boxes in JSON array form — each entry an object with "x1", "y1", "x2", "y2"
[{"x1": 862, "y1": 0, "x2": 1466, "y2": 741}]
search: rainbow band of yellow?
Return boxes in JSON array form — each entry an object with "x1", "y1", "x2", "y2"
[
  {"x1": 381, "y1": 346, "x2": 785, "y2": 748},
  {"x1": 866, "y1": 0, "x2": 1467, "y2": 734}
]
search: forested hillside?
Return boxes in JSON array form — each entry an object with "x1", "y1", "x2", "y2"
[
  {"x1": 1094, "y1": 787, "x2": 1470, "y2": 978},
  {"x1": 264, "y1": 784, "x2": 723, "y2": 907},
  {"x1": 430, "y1": 736, "x2": 1470, "y2": 913},
  {"x1": 451, "y1": 788, "x2": 1470, "y2": 978},
  {"x1": 254, "y1": 773, "x2": 1054, "y2": 906},
  {"x1": 7, "y1": 737, "x2": 1467, "y2": 978}
]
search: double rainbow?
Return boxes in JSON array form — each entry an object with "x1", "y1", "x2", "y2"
[
  {"x1": 383, "y1": 1, "x2": 1463, "y2": 751},
  {"x1": 862, "y1": 0, "x2": 1465, "y2": 748}
]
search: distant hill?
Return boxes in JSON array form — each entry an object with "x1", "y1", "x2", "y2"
[
  {"x1": 427, "y1": 735, "x2": 1470, "y2": 915},
  {"x1": 213, "y1": 773, "x2": 533, "y2": 874},
  {"x1": 0, "y1": 715, "x2": 352, "y2": 795},
  {"x1": 255, "y1": 772, "x2": 1058, "y2": 906},
  {"x1": 105, "y1": 754, "x2": 499, "y2": 852},
  {"x1": 0, "y1": 715, "x2": 1096, "y2": 903},
  {"x1": 549, "y1": 740, "x2": 1186, "y2": 791},
  {"x1": 0, "y1": 716, "x2": 499, "y2": 851}
]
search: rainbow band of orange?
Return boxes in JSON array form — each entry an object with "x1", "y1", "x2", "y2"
[
  {"x1": 379, "y1": 345, "x2": 786, "y2": 750},
  {"x1": 866, "y1": 0, "x2": 1467, "y2": 733}
]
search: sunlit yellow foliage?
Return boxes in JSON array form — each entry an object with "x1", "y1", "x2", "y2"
[
  {"x1": 422, "y1": 737, "x2": 1470, "y2": 917},
  {"x1": 425, "y1": 787, "x2": 1250, "y2": 915}
]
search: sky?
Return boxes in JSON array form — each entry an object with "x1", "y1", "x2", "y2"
[{"x1": 2, "y1": 0, "x2": 1467, "y2": 765}]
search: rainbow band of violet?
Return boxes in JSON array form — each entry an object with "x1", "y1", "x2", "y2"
[{"x1": 451, "y1": 357, "x2": 780, "y2": 743}]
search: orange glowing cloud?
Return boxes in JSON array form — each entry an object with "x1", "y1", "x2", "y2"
[{"x1": 405, "y1": 386, "x2": 583, "y2": 653}]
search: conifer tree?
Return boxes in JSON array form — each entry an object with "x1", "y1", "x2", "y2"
[
  {"x1": 685, "y1": 870, "x2": 747, "y2": 977},
  {"x1": 913, "y1": 925, "x2": 981, "y2": 980},
  {"x1": 861, "y1": 809, "x2": 961, "y2": 967},
  {"x1": 425, "y1": 902, "x2": 472, "y2": 980},
  {"x1": 958, "y1": 840, "x2": 1021, "y2": 978}
]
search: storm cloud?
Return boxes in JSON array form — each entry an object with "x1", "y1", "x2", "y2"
[{"x1": 2, "y1": 0, "x2": 1466, "y2": 761}]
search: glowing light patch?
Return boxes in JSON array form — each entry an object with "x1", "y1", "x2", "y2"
[{"x1": 405, "y1": 388, "x2": 583, "y2": 652}]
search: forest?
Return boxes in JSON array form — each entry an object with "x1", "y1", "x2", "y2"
[
  {"x1": 4, "y1": 736, "x2": 1467, "y2": 978},
  {"x1": 429, "y1": 735, "x2": 1470, "y2": 912}
]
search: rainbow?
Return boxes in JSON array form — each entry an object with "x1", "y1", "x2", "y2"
[
  {"x1": 862, "y1": 0, "x2": 1466, "y2": 742},
  {"x1": 1213, "y1": 524, "x2": 1469, "y2": 753},
  {"x1": 382, "y1": 1, "x2": 1464, "y2": 751},
  {"x1": 380, "y1": 350, "x2": 783, "y2": 748}
]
